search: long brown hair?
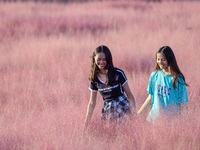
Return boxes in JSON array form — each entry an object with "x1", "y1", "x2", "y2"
[
  {"x1": 89, "y1": 45, "x2": 115, "y2": 85},
  {"x1": 154, "y1": 46, "x2": 189, "y2": 90}
]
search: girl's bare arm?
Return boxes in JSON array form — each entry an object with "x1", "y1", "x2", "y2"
[
  {"x1": 123, "y1": 82, "x2": 136, "y2": 112},
  {"x1": 137, "y1": 94, "x2": 152, "y2": 114},
  {"x1": 84, "y1": 91, "x2": 97, "y2": 128}
]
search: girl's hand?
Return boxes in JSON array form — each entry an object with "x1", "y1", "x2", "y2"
[
  {"x1": 131, "y1": 105, "x2": 136, "y2": 114},
  {"x1": 130, "y1": 105, "x2": 137, "y2": 120}
]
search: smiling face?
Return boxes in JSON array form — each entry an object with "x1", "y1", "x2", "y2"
[
  {"x1": 156, "y1": 52, "x2": 169, "y2": 71},
  {"x1": 94, "y1": 52, "x2": 107, "y2": 71}
]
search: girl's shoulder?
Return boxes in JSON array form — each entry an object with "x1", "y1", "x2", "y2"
[
  {"x1": 178, "y1": 74, "x2": 183, "y2": 78},
  {"x1": 177, "y1": 74, "x2": 185, "y2": 84},
  {"x1": 150, "y1": 70, "x2": 161, "y2": 76},
  {"x1": 114, "y1": 67, "x2": 127, "y2": 78},
  {"x1": 114, "y1": 67, "x2": 125, "y2": 74},
  {"x1": 114, "y1": 67, "x2": 122, "y2": 71}
]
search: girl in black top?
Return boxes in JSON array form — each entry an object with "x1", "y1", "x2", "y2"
[{"x1": 84, "y1": 45, "x2": 136, "y2": 127}]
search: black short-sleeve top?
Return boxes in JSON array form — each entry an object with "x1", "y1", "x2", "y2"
[{"x1": 89, "y1": 68, "x2": 128, "y2": 102}]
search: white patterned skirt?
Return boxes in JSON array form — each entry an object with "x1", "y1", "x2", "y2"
[{"x1": 101, "y1": 94, "x2": 131, "y2": 122}]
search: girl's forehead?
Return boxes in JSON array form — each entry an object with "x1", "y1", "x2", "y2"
[
  {"x1": 156, "y1": 52, "x2": 166, "y2": 58},
  {"x1": 95, "y1": 52, "x2": 106, "y2": 58}
]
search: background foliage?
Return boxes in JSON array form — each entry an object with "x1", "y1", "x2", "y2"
[{"x1": 0, "y1": 1, "x2": 200, "y2": 149}]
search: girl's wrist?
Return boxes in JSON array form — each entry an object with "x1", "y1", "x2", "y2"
[{"x1": 131, "y1": 105, "x2": 136, "y2": 114}]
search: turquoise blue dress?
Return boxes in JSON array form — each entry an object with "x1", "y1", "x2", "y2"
[{"x1": 147, "y1": 70, "x2": 189, "y2": 122}]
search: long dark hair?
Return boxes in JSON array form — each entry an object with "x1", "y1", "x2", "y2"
[
  {"x1": 89, "y1": 45, "x2": 115, "y2": 85},
  {"x1": 154, "y1": 46, "x2": 188, "y2": 90}
]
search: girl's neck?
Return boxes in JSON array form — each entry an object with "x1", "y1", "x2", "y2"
[
  {"x1": 162, "y1": 68, "x2": 171, "y2": 75},
  {"x1": 99, "y1": 69, "x2": 106, "y2": 75}
]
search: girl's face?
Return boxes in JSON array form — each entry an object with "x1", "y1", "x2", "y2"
[
  {"x1": 156, "y1": 53, "x2": 169, "y2": 70},
  {"x1": 94, "y1": 52, "x2": 107, "y2": 70}
]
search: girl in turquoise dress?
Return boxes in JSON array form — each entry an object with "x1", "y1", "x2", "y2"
[{"x1": 137, "y1": 46, "x2": 189, "y2": 122}]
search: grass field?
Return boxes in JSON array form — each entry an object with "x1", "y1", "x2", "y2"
[{"x1": 0, "y1": 1, "x2": 200, "y2": 149}]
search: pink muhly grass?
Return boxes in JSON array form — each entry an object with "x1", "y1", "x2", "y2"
[{"x1": 0, "y1": 1, "x2": 200, "y2": 150}]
